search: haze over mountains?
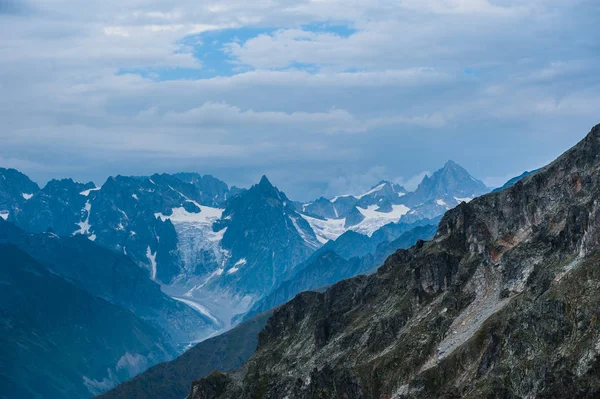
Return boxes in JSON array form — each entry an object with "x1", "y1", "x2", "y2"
[{"x1": 0, "y1": 159, "x2": 497, "y2": 398}]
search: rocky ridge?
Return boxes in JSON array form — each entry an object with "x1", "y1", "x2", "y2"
[{"x1": 188, "y1": 124, "x2": 600, "y2": 398}]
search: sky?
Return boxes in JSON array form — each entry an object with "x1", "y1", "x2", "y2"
[{"x1": 0, "y1": 0, "x2": 598, "y2": 201}]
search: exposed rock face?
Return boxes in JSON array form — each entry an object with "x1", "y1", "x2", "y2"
[{"x1": 188, "y1": 124, "x2": 600, "y2": 398}]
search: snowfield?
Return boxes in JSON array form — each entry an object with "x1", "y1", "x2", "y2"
[
  {"x1": 301, "y1": 204, "x2": 410, "y2": 240},
  {"x1": 352, "y1": 204, "x2": 410, "y2": 236},
  {"x1": 155, "y1": 205, "x2": 227, "y2": 279},
  {"x1": 300, "y1": 214, "x2": 347, "y2": 243}
]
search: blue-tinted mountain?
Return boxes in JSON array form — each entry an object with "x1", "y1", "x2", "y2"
[
  {"x1": 208, "y1": 176, "x2": 319, "y2": 299},
  {"x1": 0, "y1": 170, "x2": 321, "y2": 329},
  {"x1": 298, "y1": 163, "x2": 486, "y2": 240},
  {"x1": 406, "y1": 160, "x2": 488, "y2": 205},
  {"x1": 0, "y1": 218, "x2": 218, "y2": 344},
  {"x1": 300, "y1": 181, "x2": 407, "y2": 222},
  {"x1": 6, "y1": 172, "x2": 232, "y2": 284},
  {"x1": 9, "y1": 178, "x2": 96, "y2": 235},
  {"x1": 0, "y1": 244, "x2": 176, "y2": 399},
  {"x1": 97, "y1": 311, "x2": 272, "y2": 399},
  {"x1": 369, "y1": 216, "x2": 442, "y2": 244},
  {"x1": 172, "y1": 173, "x2": 230, "y2": 206},
  {"x1": 0, "y1": 167, "x2": 39, "y2": 218},
  {"x1": 399, "y1": 160, "x2": 490, "y2": 222},
  {"x1": 240, "y1": 223, "x2": 437, "y2": 322}
]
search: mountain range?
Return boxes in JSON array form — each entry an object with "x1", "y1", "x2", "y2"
[
  {"x1": 0, "y1": 159, "x2": 495, "y2": 397},
  {"x1": 187, "y1": 124, "x2": 600, "y2": 398},
  {"x1": 0, "y1": 161, "x2": 489, "y2": 328}
]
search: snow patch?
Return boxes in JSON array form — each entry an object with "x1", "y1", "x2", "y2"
[
  {"x1": 300, "y1": 214, "x2": 347, "y2": 243},
  {"x1": 351, "y1": 204, "x2": 410, "y2": 236},
  {"x1": 83, "y1": 373, "x2": 118, "y2": 396},
  {"x1": 455, "y1": 196, "x2": 474, "y2": 204},
  {"x1": 116, "y1": 352, "x2": 148, "y2": 376},
  {"x1": 172, "y1": 297, "x2": 220, "y2": 325},
  {"x1": 290, "y1": 215, "x2": 320, "y2": 248},
  {"x1": 147, "y1": 246, "x2": 157, "y2": 281},
  {"x1": 156, "y1": 206, "x2": 227, "y2": 280},
  {"x1": 358, "y1": 183, "x2": 386, "y2": 198},
  {"x1": 131, "y1": 193, "x2": 138, "y2": 200},
  {"x1": 331, "y1": 194, "x2": 357, "y2": 203},
  {"x1": 155, "y1": 205, "x2": 223, "y2": 223},
  {"x1": 234, "y1": 258, "x2": 247, "y2": 267},
  {"x1": 227, "y1": 258, "x2": 248, "y2": 275},
  {"x1": 436, "y1": 199, "x2": 447, "y2": 207},
  {"x1": 22, "y1": 193, "x2": 33, "y2": 200},
  {"x1": 73, "y1": 201, "x2": 92, "y2": 236},
  {"x1": 0, "y1": 211, "x2": 8, "y2": 220},
  {"x1": 80, "y1": 187, "x2": 100, "y2": 197}
]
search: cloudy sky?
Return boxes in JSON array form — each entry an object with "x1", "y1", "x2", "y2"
[{"x1": 0, "y1": 0, "x2": 598, "y2": 200}]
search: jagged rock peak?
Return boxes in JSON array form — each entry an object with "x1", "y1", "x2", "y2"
[{"x1": 258, "y1": 175, "x2": 273, "y2": 188}]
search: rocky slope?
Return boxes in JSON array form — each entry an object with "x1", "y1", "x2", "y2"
[{"x1": 188, "y1": 124, "x2": 600, "y2": 398}]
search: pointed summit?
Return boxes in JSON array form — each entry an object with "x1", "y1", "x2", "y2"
[
  {"x1": 441, "y1": 160, "x2": 469, "y2": 175},
  {"x1": 258, "y1": 175, "x2": 272, "y2": 188},
  {"x1": 443, "y1": 160, "x2": 458, "y2": 168},
  {"x1": 406, "y1": 160, "x2": 489, "y2": 207}
]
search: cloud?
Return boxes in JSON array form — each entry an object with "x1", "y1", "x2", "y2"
[
  {"x1": 0, "y1": 0, "x2": 598, "y2": 199},
  {"x1": 162, "y1": 102, "x2": 367, "y2": 133}
]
